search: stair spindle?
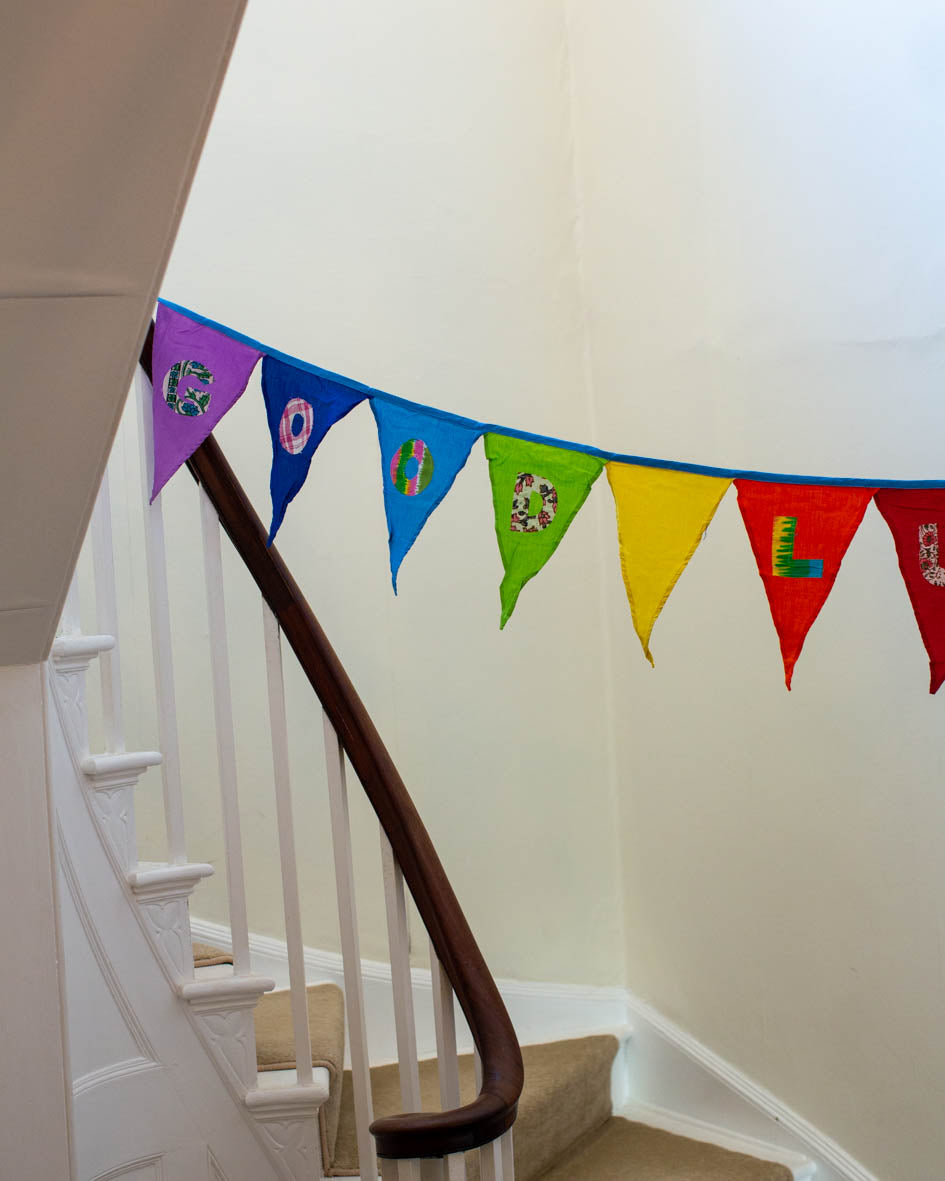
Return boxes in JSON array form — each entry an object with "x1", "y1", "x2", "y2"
[
  {"x1": 500, "y1": 1129, "x2": 514, "y2": 1181},
  {"x1": 431, "y1": 946, "x2": 467, "y2": 1181},
  {"x1": 382, "y1": 831, "x2": 423, "y2": 1181},
  {"x1": 381, "y1": 830, "x2": 422, "y2": 1110},
  {"x1": 135, "y1": 368, "x2": 188, "y2": 864},
  {"x1": 262, "y1": 601, "x2": 314, "y2": 1085},
  {"x1": 90, "y1": 465, "x2": 125, "y2": 754},
  {"x1": 199, "y1": 486, "x2": 252, "y2": 975},
  {"x1": 479, "y1": 1140, "x2": 500, "y2": 1181},
  {"x1": 323, "y1": 709, "x2": 378, "y2": 1181},
  {"x1": 60, "y1": 570, "x2": 81, "y2": 637}
]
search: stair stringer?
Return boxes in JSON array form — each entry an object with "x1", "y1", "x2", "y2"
[{"x1": 46, "y1": 654, "x2": 324, "y2": 1181}]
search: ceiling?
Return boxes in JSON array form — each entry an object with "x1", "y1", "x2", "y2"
[{"x1": 0, "y1": 0, "x2": 248, "y2": 664}]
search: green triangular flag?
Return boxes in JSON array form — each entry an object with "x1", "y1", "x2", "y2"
[{"x1": 484, "y1": 433, "x2": 605, "y2": 627}]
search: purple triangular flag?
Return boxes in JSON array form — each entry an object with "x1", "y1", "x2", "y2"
[{"x1": 150, "y1": 303, "x2": 262, "y2": 500}]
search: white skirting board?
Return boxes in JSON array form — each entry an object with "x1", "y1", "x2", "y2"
[
  {"x1": 190, "y1": 916, "x2": 629, "y2": 1063},
  {"x1": 190, "y1": 918, "x2": 877, "y2": 1181}
]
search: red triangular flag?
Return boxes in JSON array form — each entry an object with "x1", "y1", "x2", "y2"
[
  {"x1": 735, "y1": 480, "x2": 875, "y2": 688},
  {"x1": 874, "y1": 488, "x2": 945, "y2": 693}
]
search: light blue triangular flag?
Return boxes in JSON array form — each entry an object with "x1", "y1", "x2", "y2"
[{"x1": 371, "y1": 399, "x2": 483, "y2": 591}]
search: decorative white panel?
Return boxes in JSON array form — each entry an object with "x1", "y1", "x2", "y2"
[
  {"x1": 137, "y1": 896, "x2": 192, "y2": 978},
  {"x1": 56, "y1": 663, "x2": 90, "y2": 757},
  {"x1": 50, "y1": 634, "x2": 115, "y2": 757},
  {"x1": 193, "y1": 1009, "x2": 257, "y2": 1089},
  {"x1": 255, "y1": 1118, "x2": 320, "y2": 1181},
  {"x1": 81, "y1": 751, "x2": 162, "y2": 873},
  {"x1": 58, "y1": 834, "x2": 155, "y2": 1086},
  {"x1": 92, "y1": 1153, "x2": 163, "y2": 1180},
  {"x1": 47, "y1": 661, "x2": 284, "y2": 1181},
  {"x1": 90, "y1": 783, "x2": 136, "y2": 869},
  {"x1": 208, "y1": 1150, "x2": 229, "y2": 1181}
]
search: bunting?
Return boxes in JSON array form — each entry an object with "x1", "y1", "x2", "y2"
[
  {"x1": 484, "y1": 434, "x2": 605, "y2": 628},
  {"x1": 607, "y1": 463, "x2": 731, "y2": 664},
  {"x1": 150, "y1": 303, "x2": 262, "y2": 500},
  {"x1": 262, "y1": 357, "x2": 366, "y2": 544},
  {"x1": 144, "y1": 300, "x2": 945, "y2": 691},
  {"x1": 874, "y1": 489, "x2": 945, "y2": 693},
  {"x1": 371, "y1": 400, "x2": 483, "y2": 591},
  {"x1": 735, "y1": 481, "x2": 875, "y2": 688}
]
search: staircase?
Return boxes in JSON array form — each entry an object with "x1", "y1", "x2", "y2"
[{"x1": 47, "y1": 345, "x2": 804, "y2": 1181}]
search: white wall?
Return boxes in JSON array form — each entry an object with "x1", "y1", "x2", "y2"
[
  {"x1": 87, "y1": 2, "x2": 945, "y2": 1176},
  {"x1": 105, "y1": 0, "x2": 625, "y2": 987},
  {"x1": 567, "y1": 3, "x2": 945, "y2": 1179}
]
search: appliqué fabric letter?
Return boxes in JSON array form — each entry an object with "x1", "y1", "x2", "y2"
[
  {"x1": 874, "y1": 489, "x2": 945, "y2": 692},
  {"x1": 484, "y1": 433, "x2": 604, "y2": 628},
  {"x1": 262, "y1": 357, "x2": 366, "y2": 544},
  {"x1": 510, "y1": 474, "x2": 557, "y2": 532},
  {"x1": 163, "y1": 360, "x2": 214, "y2": 417},
  {"x1": 150, "y1": 303, "x2": 262, "y2": 500},
  {"x1": 918, "y1": 523, "x2": 945, "y2": 587},
  {"x1": 278, "y1": 398, "x2": 314, "y2": 455},
  {"x1": 607, "y1": 463, "x2": 732, "y2": 664},
  {"x1": 371, "y1": 400, "x2": 483, "y2": 591},
  {"x1": 771, "y1": 516, "x2": 824, "y2": 578},
  {"x1": 390, "y1": 438, "x2": 434, "y2": 496},
  {"x1": 735, "y1": 480, "x2": 875, "y2": 689}
]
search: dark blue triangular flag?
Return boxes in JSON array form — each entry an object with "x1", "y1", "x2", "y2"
[
  {"x1": 262, "y1": 356, "x2": 366, "y2": 544},
  {"x1": 371, "y1": 399, "x2": 483, "y2": 590}
]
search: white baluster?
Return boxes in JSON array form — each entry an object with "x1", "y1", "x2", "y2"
[
  {"x1": 60, "y1": 571, "x2": 81, "y2": 637},
  {"x1": 199, "y1": 485, "x2": 252, "y2": 975},
  {"x1": 431, "y1": 946, "x2": 462, "y2": 1109},
  {"x1": 420, "y1": 1160, "x2": 448, "y2": 1181},
  {"x1": 479, "y1": 1141, "x2": 500, "y2": 1181},
  {"x1": 136, "y1": 368, "x2": 187, "y2": 864},
  {"x1": 322, "y1": 710, "x2": 377, "y2": 1181},
  {"x1": 431, "y1": 946, "x2": 466, "y2": 1181},
  {"x1": 381, "y1": 831, "x2": 422, "y2": 1110},
  {"x1": 263, "y1": 601, "x2": 313, "y2": 1084},
  {"x1": 90, "y1": 466, "x2": 125, "y2": 753},
  {"x1": 500, "y1": 1129, "x2": 514, "y2": 1181}
]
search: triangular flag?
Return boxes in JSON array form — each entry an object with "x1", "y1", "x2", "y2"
[
  {"x1": 262, "y1": 356, "x2": 366, "y2": 544},
  {"x1": 484, "y1": 433, "x2": 605, "y2": 628},
  {"x1": 607, "y1": 463, "x2": 731, "y2": 664},
  {"x1": 874, "y1": 488, "x2": 945, "y2": 693},
  {"x1": 735, "y1": 480, "x2": 875, "y2": 688},
  {"x1": 150, "y1": 303, "x2": 262, "y2": 500},
  {"x1": 371, "y1": 400, "x2": 483, "y2": 591}
]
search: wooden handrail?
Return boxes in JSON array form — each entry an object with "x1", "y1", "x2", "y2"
[{"x1": 140, "y1": 334, "x2": 523, "y2": 1158}]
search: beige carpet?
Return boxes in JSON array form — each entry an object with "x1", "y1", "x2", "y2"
[
  {"x1": 254, "y1": 983, "x2": 346, "y2": 1166},
  {"x1": 536, "y1": 1118, "x2": 793, "y2": 1181},
  {"x1": 192, "y1": 941, "x2": 233, "y2": 968},
  {"x1": 192, "y1": 945, "x2": 791, "y2": 1181},
  {"x1": 329, "y1": 1036, "x2": 617, "y2": 1180}
]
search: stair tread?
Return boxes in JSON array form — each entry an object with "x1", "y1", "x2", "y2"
[
  {"x1": 253, "y1": 982, "x2": 346, "y2": 1163},
  {"x1": 536, "y1": 1118, "x2": 793, "y2": 1181},
  {"x1": 328, "y1": 1034, "x2": 617, "y2": 1180},
  {"x1": 192, "y1": 941, "x2": 233, "y2": 968}
]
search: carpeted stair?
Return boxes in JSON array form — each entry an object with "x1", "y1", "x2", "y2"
[
  {"x1": 537, "y1": 1120, "x2": 792, "y2": 1181},
  {"x1": 192, "y1": 944, "x2": 793, "y2": 1180},
  {"x1": 330, "y1": 1036, "x2": 616, "y2": 1179},
  {"x1": 192, "y1": 941, "x2": 235, "y2": 968},
  {"x1": 255, "y1": 982, "x2": 347, "y2": 1166}
]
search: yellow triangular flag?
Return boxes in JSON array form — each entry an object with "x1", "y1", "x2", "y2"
[{"x1": 607, "y1": 463, "x2": 732, "y2": 664}]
